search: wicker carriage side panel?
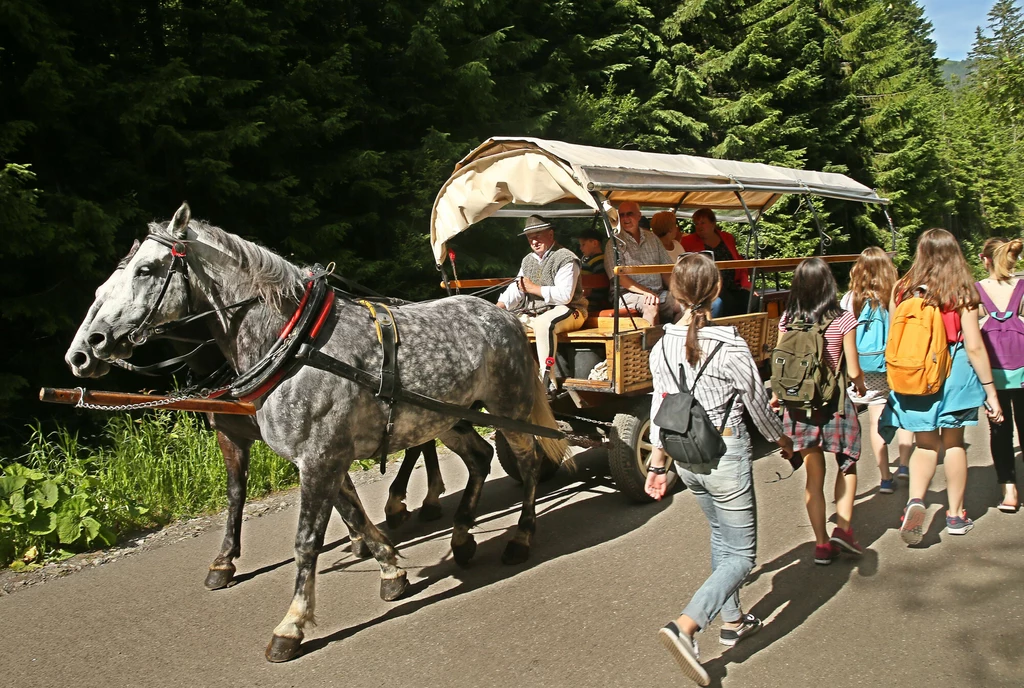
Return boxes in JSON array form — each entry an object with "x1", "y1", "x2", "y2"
[
  {"x1": 715, "y1": 313, "x2": 768, "y2": 363},
  {"x1": 614, "y1": 331, "x2": 652, "y2": 394},
  {"x1": 764, "y1": 318, "x2": 781, "y2": 358}
]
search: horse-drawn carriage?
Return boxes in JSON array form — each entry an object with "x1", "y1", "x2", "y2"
[
  {"x1": 53, "y1": 136, "x2": 893, "y2": 661},
  {"x1": 429, "y1": 137, "x2": 892, "y2": 501}
]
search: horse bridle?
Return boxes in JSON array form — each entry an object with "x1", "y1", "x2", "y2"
[{"x1": 128, "y1": 234, "x2": 191, "y2": 346}]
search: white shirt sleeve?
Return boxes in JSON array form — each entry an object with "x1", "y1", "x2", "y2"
[
  {"x1": 498, "y1": 268, "x2": 526, "y2": 310},
  {"x1": 541, "y1": 261, "x2": 580, "y2": 305},
  {"x1": 840, "y1": 291, "x2": 853, "y2": 313}
]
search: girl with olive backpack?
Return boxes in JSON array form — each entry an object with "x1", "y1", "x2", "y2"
[
  {"x1": 976, "y1": 237, "x2": 1024, "y2": 513},
  {"x1": 772, "y1": 257, "x2": 868, "y2": 566},
  {"x1": 840, "y1": 247, "x2": 915, "y2": 494},
  {"x1": 878, "y1": 229, "x2": 1003, "y2": 544},
  {"x1": 646, "y1": 254, "x2": 792, "y2": 686}
]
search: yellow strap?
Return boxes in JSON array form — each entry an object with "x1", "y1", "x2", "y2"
[{"x1": 357, "y1": 300, "x2": 400, "y2": 345}]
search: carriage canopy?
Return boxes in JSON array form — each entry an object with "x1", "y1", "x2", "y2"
[{"x1": 429, "y1": 137, "x2": 889, "y2": 264}]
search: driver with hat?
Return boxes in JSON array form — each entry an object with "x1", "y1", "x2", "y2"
[{"x1": 498, "y1": 215, "x2": 588, "y2": 387}]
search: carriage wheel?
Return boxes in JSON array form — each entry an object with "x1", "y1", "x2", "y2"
[
  {"x1": 494, "y1": 432, "x2": 560, "y2": 484},
  {"x1": 608, "y1": 404, "x2": 678, "y2": 503}
]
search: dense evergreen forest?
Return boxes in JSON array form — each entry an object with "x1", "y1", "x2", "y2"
[{"x1": 2, "y1": 0, "x2": 1023, "y2": 444}]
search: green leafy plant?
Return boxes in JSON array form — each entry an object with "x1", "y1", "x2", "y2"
[{"x1": 0, "y1": 462, "x2": 123, "y2": 569}]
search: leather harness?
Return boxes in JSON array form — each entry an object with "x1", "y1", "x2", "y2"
[
  {"x1": 354, "y1": 299, "x2": 400, "y2": 473},
  {"x1": 122, "y1": 237, "x2": 563, "y2": 472}
]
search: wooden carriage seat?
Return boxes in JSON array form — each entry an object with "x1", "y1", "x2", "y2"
[{"x1": 576, "y1": 273, "x2": 651, "y2": 332}]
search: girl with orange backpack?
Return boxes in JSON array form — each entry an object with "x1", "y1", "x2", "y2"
[
  {"x1": 773, "y1": 258, "x2": 868, "y2": 566},
  {"x1": 878, "y1": 229, "x2": 1003, "y2": 544},
  {"x1": 840, "y1": 248, "x2": 915, "y2": 494},
  {"x1": 976, "y1": 237, "x2": 1024, "y2": 513}
]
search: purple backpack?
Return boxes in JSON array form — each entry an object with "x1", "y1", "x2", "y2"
[{"x1": 977, "y1": 280, "x2": 1024, "y2": 371}]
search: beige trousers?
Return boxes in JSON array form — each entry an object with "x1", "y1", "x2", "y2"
[{"x1": 519, "y1": 305, "x2": 587, "y2": 380}]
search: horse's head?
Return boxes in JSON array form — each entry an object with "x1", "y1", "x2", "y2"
[
  {"x1": 69, "y1": 203, "x2": 195, "y2": 374},
  {"x1": 65, "y1": 239, "x2": 141, "y2": 377}
]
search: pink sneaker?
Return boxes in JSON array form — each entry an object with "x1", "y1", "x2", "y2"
[
  {"x1": 830, "y1": 526, "x2": 863, "y2": 555},
  {"x1": 814, "y1": 542, "x2": 840, "y2": 565}
]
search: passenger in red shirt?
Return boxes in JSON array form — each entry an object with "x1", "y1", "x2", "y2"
[{"x1": 680, "y1": 208, "x2": 750, "y2": 317}]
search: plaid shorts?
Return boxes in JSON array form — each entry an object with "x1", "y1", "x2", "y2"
[{"x1": 783, "y1": 394, "x2": 861, "y2": 474}]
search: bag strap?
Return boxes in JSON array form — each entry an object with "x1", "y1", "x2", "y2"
[
  {"x1": 660, "y1": 340, "x2": 737, "y2": 433},
  {"x1": 661, "y1": 345, "x2": 683, "y2": 393},
  {"x1": 1008, "y1": 280, "x2": 1024, "y2": 316},
  {"x1": 717, "y1": 390, "x2": 739, "y2": 434},
  {"x1": 975, "y1": 281, "x2": 1000, "y2": 316},
  {"x1": 693, "y1": 341, "x2": 726, "y2": 388},
  {"x1": 661, "y1": 339, "x2": 725, "y2": 393}
]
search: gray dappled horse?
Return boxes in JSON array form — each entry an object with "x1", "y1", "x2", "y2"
[
  {"x1": 65, "y1": 257, "x2": 447, "y2": 591},
  {"x1": 71, "y1": 203, "x2": 568, "y2": 662}
]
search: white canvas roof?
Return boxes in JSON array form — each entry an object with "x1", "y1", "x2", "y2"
[{"x1": 430, "y1": 137, "x2": 888, "y2": 264}]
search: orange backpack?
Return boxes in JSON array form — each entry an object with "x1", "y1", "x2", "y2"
[{"x1": 885, "y1": 296, "x2": 951, "y2": 395}]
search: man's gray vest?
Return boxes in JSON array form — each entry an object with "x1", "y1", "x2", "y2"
[{"x1": 520, "y1": 245, "x2": 587, "y2": 313}]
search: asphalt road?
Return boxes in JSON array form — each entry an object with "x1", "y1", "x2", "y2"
[{"x1": 1, "y1": 419, "x2": 1022, "y2": 688}]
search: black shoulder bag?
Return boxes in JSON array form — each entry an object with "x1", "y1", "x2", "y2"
[{"x1": 654, "y1": 341, "x2": 738, "y2": 475}]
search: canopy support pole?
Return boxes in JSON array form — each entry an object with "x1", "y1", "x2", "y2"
[
  {"x1": 883, "y1": 208, "x2": 897, "y2": 252},
  {"x1": 437, "y1": 263, "x2": 453, "y2": 297},
  {"x1": 735, "y1": 192, "x2": 761, "y2": 315},
  {"x1": 806, "y1": 196, "x2": 830, "y2": 255},
  {"x1": 593, "y1": 192, "x2": 621, "y2": 339}
]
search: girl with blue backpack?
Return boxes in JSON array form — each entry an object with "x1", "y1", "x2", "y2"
[
  {"x1": 976, "y1": 237, "x2": 1024, "y2": 513},
  {"x1": 840, "y1": 248, "x2": 914, "y2": 494}
]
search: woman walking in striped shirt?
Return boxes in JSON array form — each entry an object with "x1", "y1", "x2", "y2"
[
  {"x1": 776, "y1": 258, "x2": 868, "y2": 565},
  {"x1": 647, "y1": 253, "x2": 792, "y2": 686}
]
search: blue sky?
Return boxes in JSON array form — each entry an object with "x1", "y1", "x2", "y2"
[{"x1": 919, "y1": 0, "x2": 997, "y2": 61}]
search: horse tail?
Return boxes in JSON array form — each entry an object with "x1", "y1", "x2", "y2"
[{"x1": 530, "y1": 368, "x2": 573, "y2": 470}]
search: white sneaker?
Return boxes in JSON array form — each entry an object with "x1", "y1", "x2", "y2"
[{"x1": 658, "y1": 622, "x2": 710, "y2": 686}]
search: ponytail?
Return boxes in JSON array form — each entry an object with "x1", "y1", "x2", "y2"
[
  {"x1": 670, "y1": 253, "x2": 721, "y2": 366},
  {"x1": 991, "y1": 238, "x2": 1024, "y2": 281},
  {"x1": 685, "y1": 308, "x2": 709, "y2": 367}
]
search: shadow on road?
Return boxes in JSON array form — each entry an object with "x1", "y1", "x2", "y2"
[
  {"x1": 300, "y1": 446, "x2": 676, "y2": 658},
  {"x1": 701, "y1": 460, "x2": 1006, "y2": 685}
]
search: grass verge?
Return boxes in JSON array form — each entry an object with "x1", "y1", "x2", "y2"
[{"x1": 1, "y1": 411, "x2": 327, "y2": 569}]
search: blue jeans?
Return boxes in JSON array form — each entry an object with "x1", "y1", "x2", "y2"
[
  {"x1": 678, "y1": 427, "x2": 757, "y2": 629},
  {"x1": 710, "y1": 296, "x2": 724, "y2": 318}
]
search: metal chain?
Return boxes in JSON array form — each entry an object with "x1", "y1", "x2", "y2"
[
  {"x1": 73, "y1": 384, "x2": 232, "y2": 412},
  {"x1": 553, "y1": 411, "x2": 614, "y2": 429}
]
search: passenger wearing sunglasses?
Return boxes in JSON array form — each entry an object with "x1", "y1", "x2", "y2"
[{"x1": 603, "y1": 201, "x2": 677, "y2": 325}]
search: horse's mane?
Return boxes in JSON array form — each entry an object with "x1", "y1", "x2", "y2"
[{"x1": 148, "y1": 219, "x2": 304, "y2": 309}]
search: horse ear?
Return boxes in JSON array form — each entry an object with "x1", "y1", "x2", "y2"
[{"x1": 170, "y1": 202, "x2": 191, "y2": 240}]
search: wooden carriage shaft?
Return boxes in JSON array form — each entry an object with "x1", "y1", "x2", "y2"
[{"x1": 39, "y1": 388, "x2": 257, "y2": 415}]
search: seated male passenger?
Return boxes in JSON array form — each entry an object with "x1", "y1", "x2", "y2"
[
  {"x1": 498, "y1": 215, "x2": 588, "y2": 386},
  {"x1": 603, "y1": 201, "x2": 676, "y2": 325}
]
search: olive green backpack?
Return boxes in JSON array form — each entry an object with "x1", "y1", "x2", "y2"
[{"x1": 770, "y1": 317, "x2": 844, "y2": 410}]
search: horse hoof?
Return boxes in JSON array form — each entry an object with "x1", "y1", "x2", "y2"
[
  {"x1": 265, "y1": 634, "x2": 303, "y2": 663},
  {"x1": 452, "y1": 538, "x2": 477, "y2": 567},
  {"x1": 501, "y1": 541, "x2": 530, "y2": 565},
  {"x1": 385, "y1": 508, "x2": 410, "y2": 530},
  {"x1": 418, "y1": 504, "x2": 443, "y2": 522},
  {"x1": 380, "y1": 572, "x2": 409, "y2": 601},
  {"x1": 204, "y1": 564, "x2": 236, "y2": 590},
  {"x1": 350, "y1": 538, "x2": 371, "y2": 559}
]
